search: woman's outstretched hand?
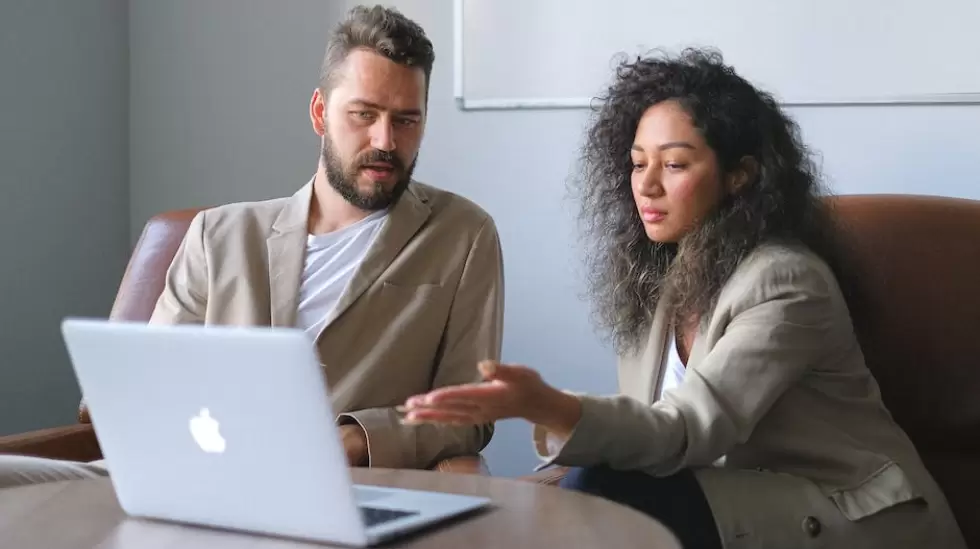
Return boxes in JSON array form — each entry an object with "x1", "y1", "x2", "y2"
[{"x1": 399, "y1": 361, "x2": 583, "y2": 439}]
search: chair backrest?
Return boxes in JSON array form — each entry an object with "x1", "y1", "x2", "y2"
[
  {"x1": 829, "y1": 194, "x2": 980, "y2": 547},
  {"x1": 78, "y1": 208, "x2": 203, "y2": 424},
  {"x1": 109, "y1": 208, "x2": 204, "y2": 322}
]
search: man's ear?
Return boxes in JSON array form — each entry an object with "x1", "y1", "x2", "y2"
[
  {"x1": 310, "y1": 88, "x2": 326, "y2": 137},
  {"x1": 727, "y1": 156, "x2": 759, "y2": 194}
]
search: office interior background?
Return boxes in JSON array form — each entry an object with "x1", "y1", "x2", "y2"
[{"x1": 1, "y1": 0, "x2": 978, "y2": 477}]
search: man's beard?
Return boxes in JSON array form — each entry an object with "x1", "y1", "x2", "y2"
[{"x1": 321, "y1": 137, "x2": 415, "y2": 211}]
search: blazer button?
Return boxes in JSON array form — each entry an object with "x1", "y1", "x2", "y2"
[{"x1": 801, "y1": 516, "x2": 822, "y2": 538}]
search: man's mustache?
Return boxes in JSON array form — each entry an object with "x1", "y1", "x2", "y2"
[{"x1": 354, "y1": 150, "x2": 404, "y2": 172}]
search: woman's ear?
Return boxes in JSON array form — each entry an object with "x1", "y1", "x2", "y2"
[{"x1": 727, "y1": 156, "x2": 759, "y2": 194}]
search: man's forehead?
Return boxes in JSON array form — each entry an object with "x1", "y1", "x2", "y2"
[{"x1": 331, "y1": 49, "x2": 426, "y2": 111}]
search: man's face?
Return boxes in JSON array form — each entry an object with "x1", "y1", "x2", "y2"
[{"x1": 312, "y1": 49, "x2": 427, "y2": 210}]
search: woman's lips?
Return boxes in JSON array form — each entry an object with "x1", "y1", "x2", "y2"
[{"x1": 640, "y1": 207, "x2": 666, "y2": 223}]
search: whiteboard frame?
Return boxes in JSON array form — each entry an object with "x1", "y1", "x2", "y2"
[{"x1": 452, "y1": 0, "x2": 980, "y2": 111}]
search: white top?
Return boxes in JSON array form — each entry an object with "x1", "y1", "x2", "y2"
[
  {"x1": 657, "y1": 329, "x2": 687, "y2": 400},
  {"x1": 295, "y1": 210, "x2": 387, "y2": 340}
]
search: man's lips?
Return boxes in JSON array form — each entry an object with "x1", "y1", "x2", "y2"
[{"x1": 360, "y1": 164, "x2": 397, "y2": 180}]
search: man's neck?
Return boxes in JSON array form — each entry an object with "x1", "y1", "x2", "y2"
[{"x1": 308, "y1": 170, "x2": 372, "y2": 235}]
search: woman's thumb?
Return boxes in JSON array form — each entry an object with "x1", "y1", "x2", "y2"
[{"x1": 478, "y1": 361, "x2": 523, "y2": 381}]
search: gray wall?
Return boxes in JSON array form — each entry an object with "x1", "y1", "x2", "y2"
[
  {"x1": 128, "y1": 1, "x2": 980, "y2": 476},
  {"x1": 0, "y1": 0, "x2": 130, "y2": 435},
  {"x1": 129, "y1": 0, "x2": 330, "y2": 240}
]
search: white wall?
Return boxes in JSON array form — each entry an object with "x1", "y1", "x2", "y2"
[
  {"x1": 0, "y1": 0, "x2": 130, "y2": 435},
  {"x1": 129, "y1": 1, "x2": 980, "y2": 476}
]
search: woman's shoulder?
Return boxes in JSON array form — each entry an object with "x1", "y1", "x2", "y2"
[{"x1": 722, "y1": 240, "x2": 845, "y2": 309}]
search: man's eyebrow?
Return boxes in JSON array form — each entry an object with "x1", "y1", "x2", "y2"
[{"x1": 349, "y1": 99, "x2": 422, "y2": 117}]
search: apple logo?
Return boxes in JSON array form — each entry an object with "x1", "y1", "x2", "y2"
[{"x1": 189, "y1": 408, "x2": 226, "y2": 453}]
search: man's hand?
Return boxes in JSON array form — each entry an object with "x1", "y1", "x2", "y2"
[{"x1": 340, "y1": 424, "x2": 369, "y2": 467}]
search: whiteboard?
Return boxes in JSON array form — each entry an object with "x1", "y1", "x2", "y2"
[{"x1": 454, "y1": 0, "x2": 980, "y2": 109}]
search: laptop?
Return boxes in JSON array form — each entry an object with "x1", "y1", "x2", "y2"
[{"x1": 60, "y1": 318, "x2": 491, "y2": 547}]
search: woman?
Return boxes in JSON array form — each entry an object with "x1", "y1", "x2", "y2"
[{"x1": 400, "y1": 49, "x2": 966, "y2": 549}]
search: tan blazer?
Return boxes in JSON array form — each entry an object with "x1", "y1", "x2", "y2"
[
  {"x1": 150, "y1": 180, "x2": 503, "y2": 470},
  {"x1": 536, "y1": 243, "x2": 966, "y2": 548}
]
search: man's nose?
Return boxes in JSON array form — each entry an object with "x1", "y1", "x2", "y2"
[{"x1": 369, "y1": 119, "x2": 395, "y2": 152}]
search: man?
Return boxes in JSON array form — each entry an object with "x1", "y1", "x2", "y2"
[{"x1": 0, "y1": 5, "x2": 502, "y2": 488}]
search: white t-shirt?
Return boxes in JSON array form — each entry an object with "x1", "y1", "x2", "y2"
[
  {"x1": 295, "y1": 210, "x2": 387, "y2": 339},
  {"x1": 657, "y1": 329, "x2": 687, "y2": 399}
]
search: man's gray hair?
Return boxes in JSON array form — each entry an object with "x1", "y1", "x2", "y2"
[{"x1": 319, "y1": 5, "x2": 435, "y2": 97}]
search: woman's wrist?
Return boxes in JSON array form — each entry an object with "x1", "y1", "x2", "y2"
[{"x1": 529, "y1": 387, "x2": 582, "y2": 440}]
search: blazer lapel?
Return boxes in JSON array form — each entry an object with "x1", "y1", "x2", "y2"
[
  {"x1": 320, "y1": 183, "x2": 432, "y2": 328},
  {"x1": 267, "y1": 182, "x2": 313, "y2": 327},
  {"x1": 619, "y1": 299, "x2": 670, "y2": 404},
  {"x1": 687, "y1": 312, "x2": 710, "y2": 367}
]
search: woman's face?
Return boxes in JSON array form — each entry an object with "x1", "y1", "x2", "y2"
[{"x1": 630, "y1": 100, "x2": 728, "y2": 243}]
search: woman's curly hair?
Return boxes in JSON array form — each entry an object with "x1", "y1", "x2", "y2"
[{"x1": 575, "y1": 48, "x2": 849, "y2": 354}]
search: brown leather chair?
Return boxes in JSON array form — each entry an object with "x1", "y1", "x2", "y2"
[
  {"x1": 522, "y1": 194, "x2": 980, "y2": 548},
  {"x1": 0, "y1": 208, "x2": 488, "y2": 475}
]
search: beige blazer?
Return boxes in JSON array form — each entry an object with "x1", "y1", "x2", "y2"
[
  {"x1": 150, "y1": 180, "x2": 503, "y2": 470},
  {"x1": 537, "y1": 243, "x2": 966, "y2": 548}
]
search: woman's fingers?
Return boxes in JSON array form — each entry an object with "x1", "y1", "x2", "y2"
[
  {"x1": 428, "y1": 383, "x2": 511, "y2": 402},
  {"x1": 404, "y1": 383, "x2": 510, "y2": 409},
  {"x1": 397, "y1": 398, "x2": 487, "y2": 422},
  {"x1": 407, "y1": 399, "x2": 484, "y2": 415},
  {"x1": 405, "y1": 382, "x2": 493, "y2": 405},
  {"x1": 401, "y1": 407, "x2": 482, "y2": 425}
]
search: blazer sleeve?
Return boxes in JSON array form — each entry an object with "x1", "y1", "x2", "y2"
[
  {"x1": 536, "y1": 255, "x2": 836, "y2": 475},
  {"x1": 148, "y1": 211, "x2": 209, "y2": 324},
  {"x1": 339, "y1": 216, "x2": 504, "y2": 469}
]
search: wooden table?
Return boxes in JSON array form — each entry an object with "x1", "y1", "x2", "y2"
[{"x1": 0, "y1": 468, "x2": 680, "y2": 548}]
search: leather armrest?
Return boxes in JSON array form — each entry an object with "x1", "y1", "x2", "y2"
[
  {"x1": 0, "y1": 418, "x2": 487, "y2": 476},
  {"x1": 0, "y1": 424, "x2": 102, "y2": 462},
  {"x1": 431, "y1": 454, "x2": 490, "y2": 475},
  {"x1": 518, "y1": 466, "x2": 569, "y2": 485}
]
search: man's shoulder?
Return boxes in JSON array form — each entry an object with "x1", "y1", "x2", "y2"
[
  {"x1": 196, "y1": 194, "x2": 294, "y2": 235},
  {"x1": 409, "y1": 180, "x2": 494, "y2": 231}
]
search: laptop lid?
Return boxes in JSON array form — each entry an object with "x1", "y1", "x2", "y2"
[{"x1": 61, "y1": 318, "x2": 371, "y2": 546}]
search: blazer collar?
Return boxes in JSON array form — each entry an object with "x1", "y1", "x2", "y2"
[
  {"x1": 267, "y1": 180, "x2": 314, "y2": 327},
  {"x1": 620, "y1": 294, "x2": 714, "y2": 404},
  {"x1": 644, "y1": 299, "x2": 672, "y2": 402}
]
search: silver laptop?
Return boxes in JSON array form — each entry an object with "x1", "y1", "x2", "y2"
[{"x1": 60, "y1": 318, "x2": 490, "y2": 547}]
